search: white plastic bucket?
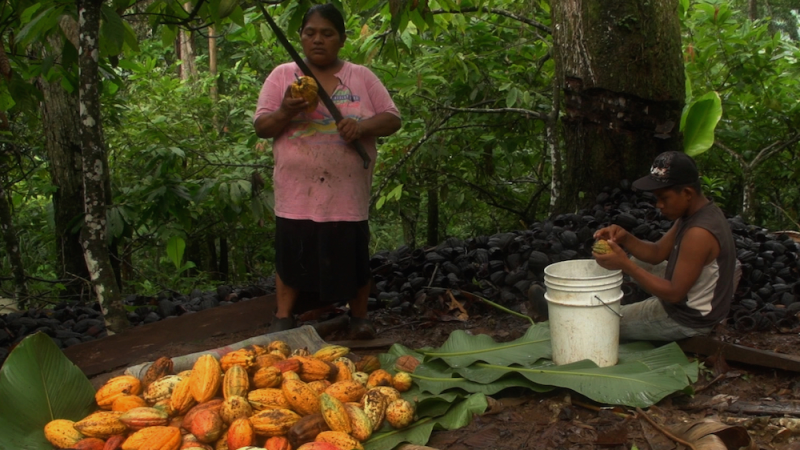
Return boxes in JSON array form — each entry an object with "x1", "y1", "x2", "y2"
[{"x1": 544, "y1": 259, "x2": 623, "y2": 367}]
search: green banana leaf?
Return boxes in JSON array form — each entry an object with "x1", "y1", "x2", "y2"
[
  {"x1": 419, "y1": 322, "x2": 552, "y2": 368},
  {"x1": 411, "y1": 357, "x2": 551, "y2": 396},
  {"x1": 0, "y1": 332, "x2": 96, "y2": 450},
  {"x1": 453, "y1": 342, "x2": 697, "y2": 408},
  {"x1": 364, "y1": 393, "x2": 489, "y2": 450},
  {"x1": 681, "y1": 91, "x2": 722, "y2": 157}
]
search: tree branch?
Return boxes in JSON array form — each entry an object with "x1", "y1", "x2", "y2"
[
  {"x1": 430, "y1": 6, "x2": 551, "y2": 34},
  {"x1": 751, "y1": 133, "x2": 800, "y2": 168}
]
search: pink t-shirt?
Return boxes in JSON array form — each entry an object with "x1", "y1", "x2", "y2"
[{"x1": 254, "y1": 62, "x2": 400, "y2": 222}]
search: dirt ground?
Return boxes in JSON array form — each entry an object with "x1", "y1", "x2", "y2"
[{"x1": 88, "y1": 306, "x2": 800, "y2": 450}]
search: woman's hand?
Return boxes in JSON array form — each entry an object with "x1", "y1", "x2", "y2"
[
  {"x1": 279, "y1": 86, "x2": 309, "y2": 117},
  {"x1": 337, "y1": 117, "x2": 362, "y2": 143}
]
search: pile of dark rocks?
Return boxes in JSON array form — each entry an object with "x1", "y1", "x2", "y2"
[{"x1": 2, "y1": 182, "x2": 799, "y2": 367}]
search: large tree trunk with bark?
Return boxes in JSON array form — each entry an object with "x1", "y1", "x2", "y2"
[
  {"x1": 0, "y1": 183, "x2": 27, "y2": 303},
  {"x1": 38, "y1": 18, "x2": 91, "y2": 300},
  {"x1": 78, "y1": 0, "x2": 129, "y2": 333},
  {"x1": 551, "y1": 0, "x2": 685, "y2": 212}
]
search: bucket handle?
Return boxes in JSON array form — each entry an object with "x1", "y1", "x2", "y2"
[{"x1": 594, "y1": 295, "x2": 623, "y2": 318}]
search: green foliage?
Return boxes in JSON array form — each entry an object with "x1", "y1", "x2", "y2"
[
  {"x1": 681, "y1": 91, "x2": 722, "y2": 157},
  {"x1": 0, "y1": 333, "x2": 96, "y2": 449}
]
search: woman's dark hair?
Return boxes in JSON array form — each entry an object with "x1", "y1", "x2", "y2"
[{"x1": 300, "y1": 4, "x2": 346, "y2": 39}]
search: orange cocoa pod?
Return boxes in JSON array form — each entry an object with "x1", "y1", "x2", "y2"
[
  {"x1": 171, "y1": 376, "x2": 197, "y2": 416},
  {"x1": 394, "y1": 355, "x2": 419, "y2": 373},
  {"x1": 324, "y1": 381, "x2": 365, "y2": 404},
  {"x1": 226, "y1": 417, "x2": 255, "y2": 450},
  {"x1": 143, "y1": 356, "x2": 175, "y2": 390},
  {"x1": 182, "y1": 399, "x2": 224, "y2": 432},
  {"x1": 281, "y1": 378, "x2": 320, "y2": 416},
  {"x1": 248, "y1": 387, "x2": 290, "y2": 411},
  {"x1": 220, "y1": 349, "x2": 255, "y2": 372},
  {"x1": 186, "y1": 409, "x2": 224, "y2": 444},
  {"x1": 296, "y1": 442, "x2": 340, "y2": 450},
  {"x1": 121, "y1": 426, "x2": 168, "y2": 450},
  {"x1": 252, "y1": 366, "x2": 282, "y2": 389},
  {"x1": 354, "y1": 356, "x2": 380, "y2": 374},
  {"x1": 392, "y1": 372, "x2": 412, "y2": 393},
  {"x1": 111, "y1": 394, "x2": 148, "y2": 412},
  {"x1": 366, "y1": 370, "x2": 393, "y2": 389},
  {"x1": 343, "y1": 404, "x2": 372, "y2": 442},
  {"x1": 332, "y1": 361, "x2": 351, "y2": 383},
  {"x1": 189, "y1": 355, "x2": 222, "y2": 404},
  {"x1": 223, "y1": 365, "x2": 250, "y2": 400},
  {"x1": 267, "y1": 340, "x2": 291, "y2": 357},
  {"x1": 265, "y1": 435, "x2": 292, "y2": 450},
  {"x1": 138, "y1": 426, "x2": 182, "y2": 450},
  {"x1": 250, "y1": 408, "x2": 302, "y2": 437},
  {"x1": 96, "y1": 375, "x2": 142, "y2": 410},
  {"x1": 315, "y1": 431, "x2": 364, "y2": 450},
  {"x1": 254, "y1": 354, "x2": 285, "y2": 371},
  {"x1": 180, "y1": 434, "x2": 213, "y2": 450},
  {"x1": 296, "y1": 356, "x2": 336, "y2": 382},
  {"x1": 306, "y1": 380, "x2": 331, "y2": 395},
  {"x1": 44, "y1": 419, "x2": 84, "y2": 448},
  {"x1": 273, "y1": 358, "x2": 301, "y2": 374}
]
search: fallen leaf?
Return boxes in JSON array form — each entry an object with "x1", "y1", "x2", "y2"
[{"x1": 670, "y1": 418, "x2": 756, "y2": 450}]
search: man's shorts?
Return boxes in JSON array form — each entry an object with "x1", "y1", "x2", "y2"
[{"x1": 275, "y1": 217, "x2": 371, "y2": 303}]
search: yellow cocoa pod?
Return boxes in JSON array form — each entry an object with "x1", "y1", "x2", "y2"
[
  {"x1": 292, "y1": 347, "x2": 311, "y2": 357},
  {"x1": 332, "y1": 361, "x2": 352, "y2": 383},
  {"x1": 122, "y1": 426, "x2": 169, "y2": 450},
  {"x1": 145, "y1": 375, "x2": 183, "y2": 405},
  {"x1": 371, "y1": 386, "x2": 401, "y2": 403},
  {"x1": 74, "y1": 411, "x2": 127, "y2": 439},
  {"x1": 385, "y1": 398, "x2": 415, "y2": 429},
  {"x1": 170, "y1": 376, "x2": 197, "y2": 416},
  {"x1": 289, "y1": 76, "x2": 319, "y2": 114},
  {"x1": 136, "y1": 425, "x2": 182, "y2": 450},
  {"x1": 592, "y1": 239, "x2": 613, "y2": 255},
  {"x1": 252, "y1": 366, "x2": 282, "y2": 389},
  {"x1": 219, "y1": 395, "x2": 253, "y2": 425},
  {"x1": 366, "y1": 369, "x2": 393, "y2": 389},
  {"x1": 281, "y1": 378, "x2": 321, "y2": 416},
  {"x1": 95, "y1": 375, "x2": 142, "y2": 410},
  {"x1": 223, "y1": 364, "x2": 250, "y2": 399},
  {"x1": 351, "y1": 372, "x2": 368, "y2": 387},
  {"x1": 220, "y1": 349, "x2": 255, "y2": 372},
  {"x1": 111, "y1": 394, "x2": 148, "y2": 412},
  {"x1": 250, "y1": 408, "x2": 302, "y2": 437},
  {"x1": 190, "y1": 355, "x2": 222, "y2": 404},
  {"x1": 343, "y1": 404, "x2": 372, "y2": 442},
  {"x1": 315, "y1": 430, "x2": 364, "y2": 450},
  {"x1": 44, "y1": 419, "x2": 84, "y2": 448},
  {"x1": 392, "y1": 372, "x2": 413, "y2": 393},
  {"x1": 312, "y1": 345, "x2": 349, "y2": 362},
  {"x1": 307, "y1": 380, "x2": 331, "y2": 395},
  {"x1": 333, "y1": 357, "x2": 356, "y2": 374},
  {"x1": 226, "y1": 417, "x2": 255, "y2": 450},
  {"x1": 319, "y1": 393, "x2": 350, "y2": 434},
  {"x1": 324, "y1": 380, "x2": 365, "y2": 404},
  {"x1": 248, "y1": 387, "x2": 290, "y2": 411}
]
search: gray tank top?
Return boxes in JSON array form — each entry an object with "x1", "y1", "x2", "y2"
[{"x1": 662, "y1": 201, "x2": 736, "y2": 328}]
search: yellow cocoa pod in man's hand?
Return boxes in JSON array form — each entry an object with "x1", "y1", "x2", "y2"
[
  {"x1": 291, "y1": 76, "x2": 319, "y2": 113},
  {"x1": 592, "y1": 239, "x2": 613, "y2": 255}
]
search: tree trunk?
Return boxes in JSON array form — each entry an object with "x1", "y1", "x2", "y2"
[
  {"x1": 37, "y1": 18, "x2": 91, "y2": 301},
  {"x1": 426, "y1": 188, "x2": 439, "y2": 247},
  {"x1": 219, "y1": 237, "x2": 229, "y2": 281},
  {"x1": 179, "y1": 2, "x2": 197, "y2": 81},
  {"x1": 551, "y1": 0, "x2": 685, "y2": 212},
  {"x1": 0, "y1": 183, "x2": 28, "y2": 303},
  {"x1": 78, "y1": 0, "x2": 129, "y2": 333}
]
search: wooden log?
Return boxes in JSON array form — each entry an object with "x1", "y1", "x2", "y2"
[
  {"x1": 678, "y1": 395, "x2": 800, "y2": 416},
  {"x1": 678, "y1": 336, "x2": 800, "y2": 372}
]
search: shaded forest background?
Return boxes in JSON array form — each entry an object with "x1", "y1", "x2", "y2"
[{"x1": 1, "y1": 0, "x2": 799, "y2": 327}]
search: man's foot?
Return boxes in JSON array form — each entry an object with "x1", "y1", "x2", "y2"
[
  {"x1": 527, "y1": 284, "x2": 548, "y2": 320},
  {"x1": 349, "y1": 317, "x2": 376, "y2": 340},
  {"x1": 268, "y1": 315, "x2": 297, "y2": 334}
]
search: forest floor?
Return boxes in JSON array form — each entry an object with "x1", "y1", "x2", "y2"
[{"x1": 80, "y1": 300, "x2": 800, "y2": 450}]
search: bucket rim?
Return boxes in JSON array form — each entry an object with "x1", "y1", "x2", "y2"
[
  {"x1": 544, "y1": 259, "x2": 622, "y2": 280},
  {"x1": 544, "y1": 291, "x2": 624, "y2": 307}
]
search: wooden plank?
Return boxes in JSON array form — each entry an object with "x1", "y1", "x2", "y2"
[
  {"x1": 63, "y1": 295, "x2": 276, "y2": 377},
  {"x1": 678, "y1": 336, "x2": 800, "y2": 372}
]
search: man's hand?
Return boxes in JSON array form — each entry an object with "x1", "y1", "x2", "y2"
[
  {"x1": 337, "y1": 118, "x2": 362, "y2": 143},
  {"x1": 593, "y1": 239, "x2": 631, "y2": 271},
  {"x1": 593, "y1": 224, "x2": 629, "y2": 245}
]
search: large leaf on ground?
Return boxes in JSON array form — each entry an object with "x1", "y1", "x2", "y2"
[
  {"x1": 411, "y1": 358, "x2": 551, "y2": 396},
  {"x1": 419, "y1": 322, "x2": 551, "y2": 368},
  {"x1": 0, "y1": 332, "x2": 96, "y2": 449},
  {"x1": 364, "y1": 393, "x2": 488, "y2": 450},
  {"x1": 452, "y1": 342, "x2": 696, "y2": 408}
]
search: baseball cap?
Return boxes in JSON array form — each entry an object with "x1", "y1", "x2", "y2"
[{"x1": 632, "y1": 151, "x2": 699, "y2": 191}]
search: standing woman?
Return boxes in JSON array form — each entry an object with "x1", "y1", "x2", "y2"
[{"x1": 254, "y1": 4, "x2": 401, "y2": 338}]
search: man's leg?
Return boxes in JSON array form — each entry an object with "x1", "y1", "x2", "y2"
[
  {"x1": 349, "y1": 283, "x2": 371, "y2": 319},
  {"x1": 619, "y1": 298, "x2": 712, "y2": 342}
]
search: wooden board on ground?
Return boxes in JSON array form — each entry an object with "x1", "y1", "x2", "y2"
[
  {"x1": 63, "y1": 295, "x2": 276, "y2": 377},
  {"x1": 678, "y1": 336, "x2": 800, "y2": 372}
]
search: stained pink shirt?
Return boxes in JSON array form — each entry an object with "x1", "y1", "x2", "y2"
[{"x1": 254, "y1": 62, "x2": 400, "y2": 222}]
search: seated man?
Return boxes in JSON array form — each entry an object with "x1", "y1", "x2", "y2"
[{"x1": 593, "y1": 151, "x2": 737, "y2": 341}]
